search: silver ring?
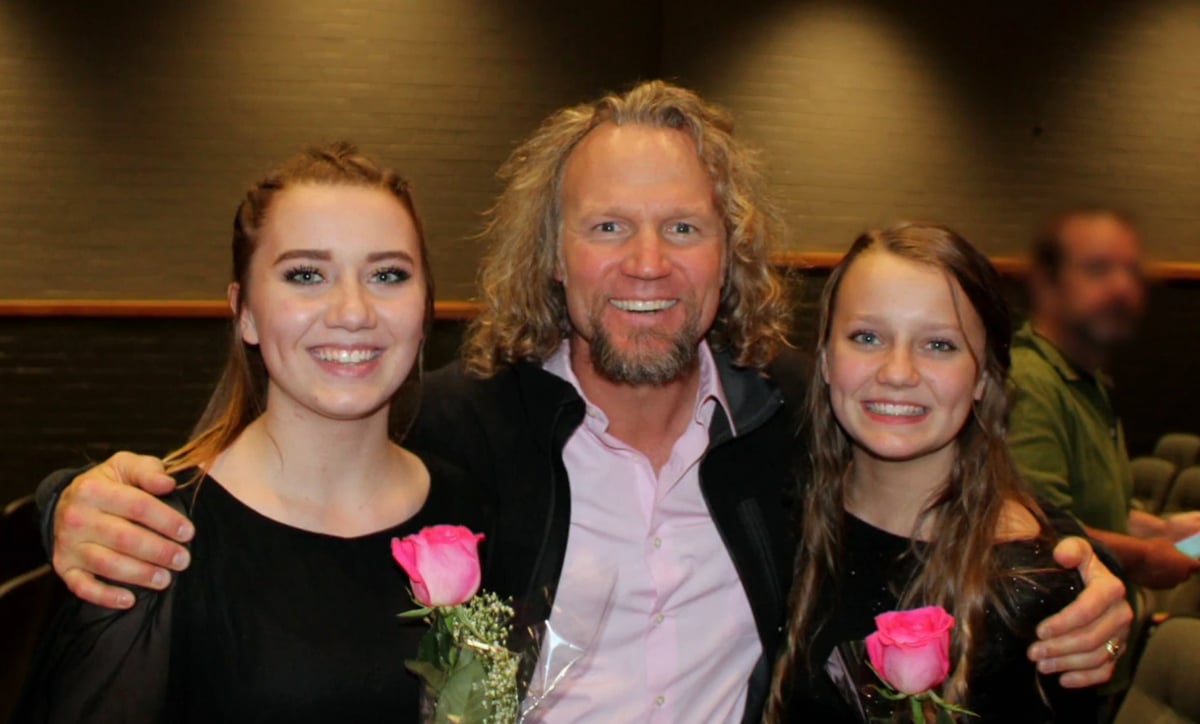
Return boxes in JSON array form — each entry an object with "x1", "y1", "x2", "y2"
[{"x1": 1104, "y1": 639, "x2": 1123, "y2": 661}]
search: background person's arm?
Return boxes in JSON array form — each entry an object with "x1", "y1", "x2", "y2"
[
  {"x1": 1083, "y1": 524, "x2": 1200, "y2": 589},
  {"x1": 45, "y1": 452, "x2": 191, "y2": 609}
]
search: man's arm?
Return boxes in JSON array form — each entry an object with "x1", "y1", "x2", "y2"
[
  {"x1": 1006, "y1": 375, "x2": 1077, "y2": 512},
  {"x1": 42, "y1": 453, "x2": 191, "y2": 609}
]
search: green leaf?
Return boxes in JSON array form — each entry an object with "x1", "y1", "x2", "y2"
[
  {"x1": 936, "y1": 708, "x2": 955, "y2": 724},
  {"x1": 399, "y1": 606, "x2": 434, "y2": 620},
  {"x1": 405, "y1": 659, "x2": 448, "y2": 693},
  {"x1": 434, "y1": 651, "x2": 489, "y2": 723}
]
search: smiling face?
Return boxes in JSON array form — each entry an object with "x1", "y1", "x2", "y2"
[
  {"x1": 237, "y1": 184, "x2": 427, "y2": 424},
  {"x1": 557, "y1": 122, "x2": 726, "y2": 385},
  {"x1": 822, "y1": 250, "x2": 988, "y2": 471}
]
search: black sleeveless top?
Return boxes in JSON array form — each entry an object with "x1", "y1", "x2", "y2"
[{"x1": 785, "y1": 513, "x2": 1100, "y2": 723}]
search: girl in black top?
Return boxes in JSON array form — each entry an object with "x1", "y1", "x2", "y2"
[
  {"x1": 18, "y1": 143, "x2": 484, "y2": 723},
  {"x1": 766, "y1": 224, "x2": 1098, "y2": 722}
]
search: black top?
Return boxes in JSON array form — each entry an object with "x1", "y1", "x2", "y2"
[
  {"x1": 17, "y1": 453, "x2": 484, "y2": 724},
  {"x1": 786, "y1": 513, "x2": 1099, "y2": 723}
]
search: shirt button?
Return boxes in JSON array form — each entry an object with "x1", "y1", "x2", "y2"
[
  {"x1": 654, "y1": 613, "x2": 665, "y2": 624},
  {"x1": 655, "y1": 696, "x2": 665, "y2": 707},
  {"x1": 653, "y1": 537, "x2": 662, "y2": 549}
]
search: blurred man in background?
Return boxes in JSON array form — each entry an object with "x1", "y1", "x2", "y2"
[{"x1": 1008, "y1": 208, "x2": 1200, "y2": 590}]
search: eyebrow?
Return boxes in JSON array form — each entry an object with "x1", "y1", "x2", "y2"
[
  {"x1": 845, "y1": 314, "x2": 964, "y2": 333},
  {"x1": 273, "y1": 249, "x2": 416, "y2": 264}
]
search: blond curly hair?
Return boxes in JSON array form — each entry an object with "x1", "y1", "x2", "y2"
[{"x1": 462, "y1": 80, "x2": 792, "y2": 377}]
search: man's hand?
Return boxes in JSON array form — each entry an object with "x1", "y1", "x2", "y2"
[
  {"x1": 1134, "y1": 536, "x2": 1200, "y2": 589},
  {"x1": 53, "y1": 452, "x2": 193, "y2": 609},
  {"x1": 1027, "y1": 537, "x2": 1133, "y2": 688}
]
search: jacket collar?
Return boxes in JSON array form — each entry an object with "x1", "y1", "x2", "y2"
[{"x1": 511, "y1": 344, "x2": 784, "y2": 446}]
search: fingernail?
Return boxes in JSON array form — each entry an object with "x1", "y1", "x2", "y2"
[
  {"x1": 177, "y1": 523, "x2": 194, "y2": 540},
  {"x1": 1038, "y1": 659, "x2": 1056, "y2": 674},
  {"x1": 1030, "y1": 644, "x2": 1045, "y2": 659},
  {"x1": 152, "y1": 569, "x2": 170, "y2": 588},
  {"x1": 171, "y1": 550, "x2": 190, "y2": 569},
  {"x1": 117, "y1": 592, "x2": 135, "y2": 608}
]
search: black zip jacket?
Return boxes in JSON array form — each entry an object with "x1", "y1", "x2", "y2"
[{"x1": 405, "y1": 348, "x2": 813, "y2": 722}]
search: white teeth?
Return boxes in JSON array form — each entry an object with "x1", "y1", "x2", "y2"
[
  {"x1": 865, "y1": 402, "x2": 928, "y2": 417},
  {"x1": 314, "y1": 348, "x2": 380, "y2": 364},
  {"x1": 610, "y1": 299, "x2": 678, "y2": 313}
]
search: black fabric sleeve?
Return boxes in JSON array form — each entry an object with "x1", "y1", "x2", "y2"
[
  {"x1": 14, "y1": 493, "x2": 190, "y2": 723},
  {"x1": 34, "y1": 467, "x2": 90, "y2": 559},
  {"x1": 13, "y1": 585, "x2": 176, "y2": 723},
  {"x1": 1036, "y1": 496, "x2": 1126, "y2": 581}
]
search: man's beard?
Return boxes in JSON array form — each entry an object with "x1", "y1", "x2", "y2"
[
  {"x1": 586, "y1": 306, "x2": 703, "y2": 386},
  {"x1": 1068, "y1": 301, "x2": 1142, "y2": 348}
]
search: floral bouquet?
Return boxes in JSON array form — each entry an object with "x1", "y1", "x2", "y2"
[
  {"x1": 825, "y1": 606, "x2": 976, "y2": 724},
  {"x1": 392, "y1": 526, "x2": 519, "y2": 724}
]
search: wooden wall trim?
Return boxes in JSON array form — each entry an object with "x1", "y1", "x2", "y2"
[
  {"x1": 0, "y1": 299, "x2": 487, "y2": 319},
  {"x1": 3, "y1": 257, "x2": 1198, "y2": 318}
]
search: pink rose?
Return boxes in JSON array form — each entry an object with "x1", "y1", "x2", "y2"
[
  {"x1": 865, "y1": 605, "x2": 955, "y2": 695},
  {"x1": 391, "y1": 525, "x2": 486, "y2": 608}
]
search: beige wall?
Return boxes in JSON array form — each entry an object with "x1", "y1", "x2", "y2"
[
  {"x1": 2, "y1": 0, "x2": 1199, "y2": 301},
  {"x1": 0, "y1": 0, "x2": 658, "y2": 300},
  {"x1": 662, "y1": 0, "x2": 1200, "y2": 259}
]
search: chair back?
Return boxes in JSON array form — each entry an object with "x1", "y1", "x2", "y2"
[
  {"x1": 1154, "y1": 433, "x2": 1200, "y2": 471},
  {"x1": 0, "y1": 495, "x2": 47, "y2": 584},
  {"x1": 1164, "y1": 466, "x2": 1200, "y2": 514},
  {"x1": 1131, "y1": 456, "x2": 1180, "y2": 514},
  {"x1": 0, "y1": 565, "x2": 64, "y2": 724},
  {"x1": 1115, "y1": 616, "x2": 1200, "y2": 724}
]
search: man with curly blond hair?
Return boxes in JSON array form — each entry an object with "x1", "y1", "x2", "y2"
[{"x1": 39, "y1": 81, "x2": 1129, "y2": 722}]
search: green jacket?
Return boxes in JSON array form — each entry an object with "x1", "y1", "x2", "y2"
[{"x1": 1007, "y1": 322, "x2": 1133, "y2": 534}]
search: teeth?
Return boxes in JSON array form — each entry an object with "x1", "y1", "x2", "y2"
[
  {"x1": 610, "y1": 299, "x2": 678, "y2": 313},
  {"x1": 314, "y1": 348, "x2": 380, "y2": 364},
  {"x1": 865, "y1": 402, "x2": 928, "y2": 417}
]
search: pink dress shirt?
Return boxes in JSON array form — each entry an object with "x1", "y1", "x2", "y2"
[{"x1": 533, "y1": 341, "x2": 761, "y2": 723}]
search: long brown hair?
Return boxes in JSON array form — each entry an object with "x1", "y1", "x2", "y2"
[
  {"x1": 766, "y1": 223, "x2": 1044, "y2": 718},
  {"x1": 163, "y1": 142, "x2": 434, "y2": 474},
  {"x1": 462, "y1": 80, "x2": 792, "y2": 377}
]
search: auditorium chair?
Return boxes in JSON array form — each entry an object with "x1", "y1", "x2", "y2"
[
  {"x1": 1154, "y1": 433, "x2": 1200, "y2": 472},
  {"x1": 0, "y1": 494, "x2": 47, "y2": 584},
  {"x1": 1115, "y1": 616, "x2": 1200, "y2": 724},
  {"x1": 1131, "y1": 456, "x2": 1179, "y2": 514},
  {"x1": 1162, "y1": 466, "x2": 1200, "y2": 514}
]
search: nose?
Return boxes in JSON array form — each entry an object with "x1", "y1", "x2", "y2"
[
  {"x1": 325, "y1": 277, "x2": 376, "y2": 331},
  {"x1": 876, "y1": 345, "x2": 920, "y2": 388},
  {"x1": 620, "y1": 228, "x2": 672, "y2": 280}
]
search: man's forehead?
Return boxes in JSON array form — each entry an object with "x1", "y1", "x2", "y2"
[{"x1": 1061, "y1": 215, "x2": 1140, "y2": 257}]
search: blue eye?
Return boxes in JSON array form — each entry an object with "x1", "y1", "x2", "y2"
[
  {"x1": 850, "y1": 331, "x2": 880, "y2": 345},
  {"x1": 283, "y1": 266, "x2": 324, "y2": 285},
  {"x1": 927, "y1": 339, "x2": 958, "y2": 352},
  {"x1": 372, "y1": 267, "x2": 412, "y2": 284},
  {"x1": 670, "y1": 222, "x2": 696, "y2": 234}
]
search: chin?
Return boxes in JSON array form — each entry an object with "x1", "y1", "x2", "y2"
[{"x1": 307, "y1": 394, "x2": 393, "y2": 421}]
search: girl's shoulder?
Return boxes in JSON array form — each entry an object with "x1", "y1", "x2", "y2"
[{"x1": 994, "y1": 499, "x2": 1042, "y2": 543}]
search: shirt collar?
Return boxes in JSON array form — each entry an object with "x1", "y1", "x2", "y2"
[
  {"x1": 1015, "y1": 321, "x2": 1117, "y2": 388},
  {"x1": 542, "y1": 339, "x2": 735, "y2": 436}
]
